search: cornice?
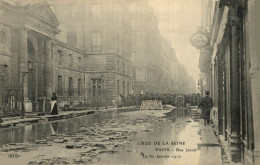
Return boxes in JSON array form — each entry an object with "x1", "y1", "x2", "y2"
[{"x1": 53, "y1": 40, "x2": 84, "y2": 54}]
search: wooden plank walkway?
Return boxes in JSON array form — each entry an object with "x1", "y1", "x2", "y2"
[{"x1": 198, "y1": 119, "x2": 222, "y2": 165}]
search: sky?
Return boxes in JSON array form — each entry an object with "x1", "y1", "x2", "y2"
[{"x1": 149, "y1": 0, "x2": 202, "y2": 86}]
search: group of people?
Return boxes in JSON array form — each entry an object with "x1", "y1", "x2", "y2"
[{"x1": 49, "y1": 91, "x2": 214, "y2": 126}]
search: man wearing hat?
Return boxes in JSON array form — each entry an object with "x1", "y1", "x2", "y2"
[{"x1": 198, "y1": 91, "x2": 213, "y2": 126}]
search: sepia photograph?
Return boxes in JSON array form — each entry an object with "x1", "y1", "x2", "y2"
[{"x1": 0, "y1": 0, "x2": 259, "y2": 164}]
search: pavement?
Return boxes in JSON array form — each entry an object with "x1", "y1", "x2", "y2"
[
  {"x1": 0, "y1": 106, "x2": 138, "y2": 128},
  {"x1": 197, "y1": 120, "x2": 222, "y2": 165},
  {"x1": 191, "y1": 107, "x2": 244, "y2": 165},
  {"x1": 190, "y1": 107, "x2": 222, "y2": 165}
]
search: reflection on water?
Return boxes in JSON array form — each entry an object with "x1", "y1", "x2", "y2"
[
  {"x1": 0, "y1": 111, "x2": 115, "y2": 147},
  {"x1": 98, "y1": 117, "x2": 201, "y2": 165},
  {"x1": 0, "y1": 109, "x2": 202, "y2": 165}
]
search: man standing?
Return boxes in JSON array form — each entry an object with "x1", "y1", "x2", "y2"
[{"x1": 198, "y1": 91, "x2": 213, "y2": 126}]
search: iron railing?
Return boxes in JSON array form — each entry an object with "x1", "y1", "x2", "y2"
[{"x1": 0, "y1": 84, "x2": 23, "y2": 118}]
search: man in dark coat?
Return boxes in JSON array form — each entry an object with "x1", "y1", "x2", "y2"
[{"x1": 198, "y1": 91, "x2": 213, "y2": 126}]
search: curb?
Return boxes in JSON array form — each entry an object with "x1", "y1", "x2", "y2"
[{"x1": 0, "y1": 106, "x2": 138, "y2": 128}]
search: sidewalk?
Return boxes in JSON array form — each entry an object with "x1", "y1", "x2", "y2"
[
  {"x1": 197, "y1": 119, "x2": 222, "y2": 165},
  {"x1": 0, "y1": 106, "x2": 138, "y2": 128}
]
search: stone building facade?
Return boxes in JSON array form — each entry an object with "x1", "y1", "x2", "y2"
[
  {"x1": 48, "y1": 0, "x2": 139, "y2": 105},
  {"x1": 200, "y1": 0, "x2": 260, "y2": 164},
  {"x1": 0, "y1": 0, "x2": 133, "y2": 112},
  {"x1": 81, "y1": 0, "x2": 132, "y2": 105},
  {"x1": 52, "y1": 40, "x2": 85, "y2": 108},
  {"x1": 0, "y1": 0, "x2": 196, "y2": 113},
  {"x1": 0, "y1": 0, "x2": 60, "y2": 113},
  {"x1": 129, "y1": 1, "x2": 195, "y2": 95},
  {"x1": 130, "y1": 1, "x2": 173, "y2": 94}
]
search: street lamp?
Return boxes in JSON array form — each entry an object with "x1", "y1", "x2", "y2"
[{"x1": 21, "y1": 60, "x2": 37, "y2": 119}]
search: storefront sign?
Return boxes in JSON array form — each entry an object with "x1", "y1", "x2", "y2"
[{"x1": 190, "y1": 32, "x2": 209, "y2": 49}]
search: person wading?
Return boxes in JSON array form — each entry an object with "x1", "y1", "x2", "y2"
[{"x1": 198, "y1": 91, "x2": 213, "y2": 126}]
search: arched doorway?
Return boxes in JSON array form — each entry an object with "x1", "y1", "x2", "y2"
[{"x1": 27, "y1": 40, "x2": 36, "y2": 103}]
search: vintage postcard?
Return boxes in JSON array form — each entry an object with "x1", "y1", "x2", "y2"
[{"x1": 0, "y1": 0, "x2": 259, "y2": 164}]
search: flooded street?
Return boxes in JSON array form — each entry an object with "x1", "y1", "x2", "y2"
[
  {"x1": 98, "y1": 114, "x2": 201, "y2": 165},
  {"x1": 0, "y1": 110, "x2": 201, "y2": 165}
]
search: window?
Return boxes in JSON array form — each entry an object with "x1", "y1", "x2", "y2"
[
  {"x1": 71, "y1": 5, "x2": 77, "y2": 19},
  {"x1": 92, "y1": 78, "x2": 102, "y2": 97},
  {"x1": 92, "y1": 84, "x2": 96, "y2": 97},
  {"x1": 131, "y1": 52, "x2": 136, "y2": 64},
  {"x1": 78, "y1": 79, "x2": 81, "y2": 96},
  {"x1": 117, "y1": 33, "x2": 120, "y2": 53},
  {"x1": 97, "y1": 80, "x2": 102, "y2": 95},
  {"x1": 127, "y1": 65, "x2": 129, "y2": 75},
  {"x1": 58, "y1": 50, "x2": 62, "y2": 65},
  {"x1": 0, "y1": 31, "x2": 7, "y2": 45},
  {"x1": 0, "y1": 64, "x2": 8, "y2": 85},
  {"x1": 50, "y1": 5, "x2": 55, "y2": 13},
  {"x1": 78, "y1": 57, "x2": 81, "y2": 69},
  {"x1": 69, "y1": 54, "x2": 73, "y2": 67},
  {"x1": 131, "y1": 20, "x2": 135, "y2": 29},
  {"x1": 117, "y1": 60, "x2": 120, "y2": 71},
  {"x1": 69, "y1": 77, "x2": 73, "y2": 96},
  {"x1": 133, "y1": 68, "x2": 136, "y2": 80},
  {"x1": 117, "y1": 80, "x2": 120, "y2": 95},
  {"x1": 131, "y1": 34, "x2": 136, "y2": 48},
  {"x1": 67, "y1": 32, "x2": 77, "y2": 47},
  {"x1": 91, "y1": 32, "x2": 102, "y2": 52},
  {"x1": 127, "y1": 82, "x2": 130, "y2": 95},
  {"x1": 58, "y1": 76, "x2": 62, "y2": 96},
  {"x1": 127, "y1": 38, "x2": 130, "y2": 57},
  {"x1": 92, "y1": 5, "x2": 101, "y2": 20},
  {"x1": 0, "y1": 65, "x2": 8, "y2": 104},
  {"x1": 123, "y1": 81, "x2": 125, "y2": 96},
  {"x1": 122, "y1": 62, "x2": 125, "y2": 74}
]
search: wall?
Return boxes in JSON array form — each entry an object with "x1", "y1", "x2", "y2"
[
  {"x1": 248, "y1": 0, "x2": 260, "y2": 164},
  {"x1": 52, "y1": 41, "x2": 85, "y2": 107}
]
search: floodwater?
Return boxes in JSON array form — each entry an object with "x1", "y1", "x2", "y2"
[
  {"x1": 0, "y1": 112, "x2": 111, "y2": 147},
  {"x1": 0, "y1": 109, "x2": 202, "y2": 165},
  {"x1": 98, "y1": 117, "x2": 201, "y2": 165}
]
